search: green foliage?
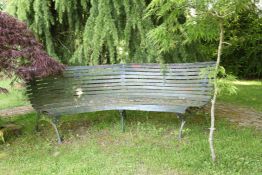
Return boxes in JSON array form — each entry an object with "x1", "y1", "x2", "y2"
[
  {"x1": 146, "y1": 0, "x2": 261, "y2": 78},
  {"x1": 7, "y1": 0, "x2": 156, "y2": 65},
  {"x1": 200, "y1": 66, "x2": 238, "y2": 96},
  {"x1": 222, "y1": 4, "x2": 262, "y2": 78},
  {"x1": 6, "y1": 0, "x2": 261, "y2": 78},
  {"x1": 79, "y1": 0, "x2": 157, "y2": 65},
  {"x1": 217, "y1": 69, "x2": 238, "y2": 96},
  {"x1": 0, "y1": 1, "x2": 5, "y2": 11},
  {"x1": 145, "y1": 0, "x2": 214, "y2": 63},
  {"x1": 146, "y1": 0, "x2": 201, "y2": 59}
]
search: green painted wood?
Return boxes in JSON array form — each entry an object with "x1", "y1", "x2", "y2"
[
  {"x1": 27, "y1": 87, "x2": 212, "y2": 95},
  {"x1": 64, "y1": 62, "x2": 215, "y2": 70},
  {"x1": 26, "y1": 62, "x2": 215, "y2": 116},
  {"x1": 27, "y1": 93, "x2": 211, "y2": 108},
  {"x1": 37, "y1": 98, "x2": 208, "y2": 111},
  {"x1": 62, "y1": 70, "x2": 210, "y2": 76},
  {"x1": 28, "y1": 79, "x2": 210, "y2": 91}
]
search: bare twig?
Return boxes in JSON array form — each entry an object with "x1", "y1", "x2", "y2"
[
  {"x1": 0, "y1": 87, "x2": 8, "y2": 94},
  {"x1": 56, "y1": 39, "x2": 72, "y2": 54},
  {"x1": 222, "y1": 42, "x2": 232, "y2": 46}
]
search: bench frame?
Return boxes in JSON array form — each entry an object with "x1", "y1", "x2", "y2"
[
  {"x1": 27, "y1": 62, "x2": 215, "y2": 144},
  {"x1": 35, "y1": 110, "x2": 187, "y2": 144}
]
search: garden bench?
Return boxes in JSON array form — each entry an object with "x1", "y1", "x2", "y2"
[{"x1": 26, "y1": 62, "x2": 215, "y2": 143}]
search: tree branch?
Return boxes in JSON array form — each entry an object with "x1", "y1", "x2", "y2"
[{"x1": 222, "y1": 41, "x2": 231, "y2": 46}]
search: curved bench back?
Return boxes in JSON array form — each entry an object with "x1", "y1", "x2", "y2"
[{"x1": 26, "y1": 62, "x2": 215, "y2": 116}]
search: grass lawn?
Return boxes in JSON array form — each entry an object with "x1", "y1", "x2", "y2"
[
  {"x1": 0, "y1": 79, "x2": 262, "y2": 174},
  {"x1": 218, "y1": 80, "x2": 262, "y2": 111},
  {"x1": 0, "y1": 112, "x2": 261, "y2": 175},
  {"x1": 0, "y1": 78, "x2": 29, "y2": 109}
]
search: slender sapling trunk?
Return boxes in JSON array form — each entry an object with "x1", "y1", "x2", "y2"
[{"x1": 209, "y1": 21, "x2": 224, "y2": 162}]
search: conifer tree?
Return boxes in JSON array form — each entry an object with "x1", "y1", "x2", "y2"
[{"x1": 7, "y1": 0, "x2": 156, "y2": 65}]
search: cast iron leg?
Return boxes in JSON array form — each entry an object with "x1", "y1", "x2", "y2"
[
  {"x1": 50, "y1": 116, "x2": 62, "y2": 144},
  {"x1": 119, "y1": 110, "x2": 126, "y2": 132},
  {"x1": 0, "y1": 130, "x2": 5, "y2": 143},
  {"x1": 177, "y1": 114, "x2": 186, "y2": 140}
]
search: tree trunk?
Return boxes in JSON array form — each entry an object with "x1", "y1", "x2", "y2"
[{"x1": 209, "y1": 21, "x2": 224, "y2": 162}]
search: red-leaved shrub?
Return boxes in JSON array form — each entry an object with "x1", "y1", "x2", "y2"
[{"x1": 0, "y1": 12, "x2": 65, "y2": 80}]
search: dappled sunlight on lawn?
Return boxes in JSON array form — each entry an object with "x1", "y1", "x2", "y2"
[
  {"x1": 219, "y1": 80, "x2": 262, "y2": 111},
  {"x1": 233, "y1": 80, "x2": 262, "y2": 86}
]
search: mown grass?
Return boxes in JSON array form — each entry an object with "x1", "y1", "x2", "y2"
[
  {"x1": 0, "y1": 111, "x2": 262, "y2": 175},
  {"x1": 0, "y1": 78, "x2": 29, "y2": 109},
  {"x1": 218, "y1": 80, "x2": 262, "y2": 111}
]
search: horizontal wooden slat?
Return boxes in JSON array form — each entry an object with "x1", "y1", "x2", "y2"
[
  {"x1": 26, "y1": 82, "x2": 211, "y2": 93},
  {"x1": 26, "y1": 62, "x2": 215, "y2": 115},
  {"x1": 30, "y1": 97, "x2": 209, "y2": 110},
  {"x1": 27, "y1": 83, "x2": 211, "y2": 91},
  {"x1": 27, "y1": 89, "x2": 212, "y2": 101},
  {"x1": 28, "y1": 88, "x2": 212, "y2": 97},
  {"x1": 64, "y1": 62, "x2": 215, "y2": 71},
  {"x1": 37, "y1": 97, "x2": 208, "y2": 110},
  {"x1": 27, "y1": 86, "x2": 212, "y2": 94},
  {"x1": 39, "y1": 75, "x2": 206, "y2": 80},
  {"x1": 28, "y1": 93, "x2": 211, "y2": 108},
  {"x1": 30, "y1": 78, "x2": 210, "y2": 89},
  {"x1": 63, "y1": 67, "x2": 212, "y2": 74},
  {"x1": 61, "y1": 71, "x2": 206, "y2": 77}
]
